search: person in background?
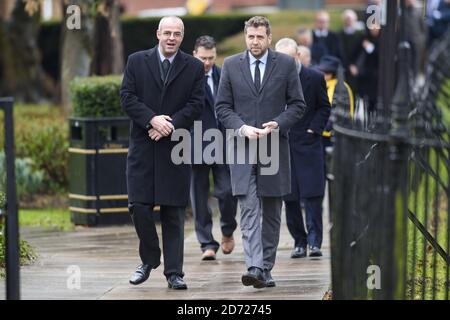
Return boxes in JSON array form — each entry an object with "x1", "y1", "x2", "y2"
[
  {"x1": 338, "y1": 9, "x2": 364, "y2": 96},
  {"x1": 298, "y1": 45, "x2": 312, "y2": 67},
  {"x1": 317, "y1": 55, "x2": 354, "y2": 149},
  {"x1": 190, "y1": 35, "x2": 238, "y2": 261},
  {"x1": 349, "y1": 25, "x2": 380, "y2": 114},
  {"x1": 296, "y1": 27, "x2": 313, "y2": 49},
  {"x1": 311, "y1": 11, "x2": 344, "y2": 65},
  {"x1": 275, "y1": 38, "x2": 331, "y2": 258}
]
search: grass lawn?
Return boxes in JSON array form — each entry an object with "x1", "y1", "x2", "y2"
[{"x1": 19, "y1": 208, "x2": 74, "y2": 232}]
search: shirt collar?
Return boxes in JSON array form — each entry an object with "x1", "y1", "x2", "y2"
[
  {"x1": 343, "y1": 26, "x2": 355, "y2": 35},
  {"x1": 206, "y1": 68, "x2": 213, "y2": 77},
  {"x1": 157, "y1": 45, "x2": 177, "y2": 64},
  {"x1": 248, "y1": 49, "x2": 269, "y2": 66},
  {"x1": 314, "y1": 29, "x2": 329, "y2": 37}
]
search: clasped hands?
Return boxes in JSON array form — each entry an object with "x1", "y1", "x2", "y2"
[
  {"x1": 239, "y1": 121, "x2": 279, "y2": 140},
  {"x1": 148, "y1": 115, "x2": 174, "y2": 141}
]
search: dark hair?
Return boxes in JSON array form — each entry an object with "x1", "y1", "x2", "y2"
[
  {"x1": 194, "y1": 35, "x2": 216, "y2": 51},
  {"x1": 244, "y1": 16, "x2": 271, "y2": 35}
]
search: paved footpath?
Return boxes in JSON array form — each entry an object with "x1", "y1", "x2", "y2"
[{"x1": 0, "y1": 200, "x2": 331, "y2": 300}]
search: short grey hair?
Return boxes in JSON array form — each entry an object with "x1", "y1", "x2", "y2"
[
  {"x1": 158, "y1": 16, "x2": 184, "y2": 33},
  {"x1": 275, "y1": 38, "x2": 299, "y2": 53}
]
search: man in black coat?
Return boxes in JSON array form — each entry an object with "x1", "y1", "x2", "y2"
[
  {"x1": 120, "y1": 16, "x2": 205, "y2": 290},
  {"x1": 275, "y1": 38, "x2": 331, "y2": 258},
  {"x1": 311, "y1": 11, "x2": 344, "y2": 65},
  {"x1": 190, "y1": 36, "x2": 237, "y2": 261}
]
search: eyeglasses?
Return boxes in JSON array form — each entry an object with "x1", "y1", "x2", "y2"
[{"x1": 161, "y1": 31, "x2": 183, "y2": 38}]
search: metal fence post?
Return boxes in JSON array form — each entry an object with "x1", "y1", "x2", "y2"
[
  {"x1": 388, "y1": 0, "x2": 412, "y2": 300},
  {"x1": 0, "y1": 97, "x2": 20, "y2": 300}
]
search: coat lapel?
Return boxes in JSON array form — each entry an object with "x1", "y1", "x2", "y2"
[
  {"x1": 259, "y1": 49, "x2": 277, "y2": 93},
  {"x1": 144, "y1": 47, "x2": 162, "y2": 91},
  {"x1": 239, "y1": 52, "x2": 258, "y2": 96},
  {"x1": 165, "y1": 51, "x2": 188, "y2": 87}
]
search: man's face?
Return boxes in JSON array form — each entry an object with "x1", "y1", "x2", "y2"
[
  {"x1": 344, "y1": 16, "x2": 354, "y2": 28},
  {"x1": 245, "y1": 26, "x2": 272, "y2": 59},
  {"x1": 157, "y1": 21, "x2": 184, "y2": 57},
  {"x1": 315, "y1": 14, "x2": 330, "y2": 31},
  {"x1": 193, "y1": 46, "x2": 217, "y2": 74},
  {"x1": 297, "y1": 32, "x2": 312, "y2": 47}
]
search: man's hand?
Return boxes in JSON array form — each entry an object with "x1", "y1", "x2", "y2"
[
  {"x1": 240, "y1": 125, "x2": 265, "y2": 140},
  {"x1": 261, "y1": 121, "x2": 279, "y2": 136},
  {"x1": 148, "y1": 128, "x2": 164, "y2": 141},
  {"x1": 150, "y1": 115, "x2": 173, "y2": 136}
]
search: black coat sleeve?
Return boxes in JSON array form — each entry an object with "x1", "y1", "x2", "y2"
[{"x1": 120, "y1": 54, "x2": 157, "y2": 130}]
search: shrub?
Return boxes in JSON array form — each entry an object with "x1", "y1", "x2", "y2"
[
  {"x1": 0, "y1": 104, "x2": 68, "y2": 194},
  {"x1": 0, "y1": 152, "x2": 45, "y2": 202},
  {"x1": 70, "y1": 76, "x2": 124, "y2": 117}
]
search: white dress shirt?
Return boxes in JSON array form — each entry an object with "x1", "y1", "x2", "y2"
[{"x1": 248, "y1": 50, "x2": 268, "y2": 86}]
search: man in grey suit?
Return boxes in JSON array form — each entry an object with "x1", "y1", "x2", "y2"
[{"x1": 215, "y1": 16, "x2": 307, "y2": 288}]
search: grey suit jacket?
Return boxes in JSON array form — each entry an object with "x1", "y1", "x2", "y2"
[{"x1": 215, "y1": 49, "x2": 307, "y2": 197}]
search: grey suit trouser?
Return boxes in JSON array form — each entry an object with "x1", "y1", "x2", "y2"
[{"x1": 237, "y1": 173, "x2": 282, "y2": 271}]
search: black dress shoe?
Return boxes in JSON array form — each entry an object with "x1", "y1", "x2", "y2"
[
  {"x1": 241, "y1": 267, "x2": 267, "y2": 289},
  {"x1": 309, "y1": 246, "x2": 323, "y2": 257},
  {"x1": 129, "y1": 264, "x2": 152, "y2": 285},
  {"x1": 291, "y1": 246, "x2": 307, "y2": 258},
  {"x1": 263, "y1": 269, "x2": 276, "y2": 287},
  {"x1": 167, "y1": 275, "x2": 188, "y2": 290}
]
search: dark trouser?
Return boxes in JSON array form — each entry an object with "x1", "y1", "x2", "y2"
[
  {"x1": 129, "y1": 203, "x2": 185, "y2": 278},
  {"x1": 285, "y1": 196, "x2": 324, "y2": 249},
  {"x1": 190, "y1": 164, "x2": 237, "y2": 252}
]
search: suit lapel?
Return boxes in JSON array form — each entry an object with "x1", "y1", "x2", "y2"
[
  {"x1": 166, "y1": 51, "x2": 188, "y2": 87},
  {"x1": 239, "y1": 52, "x2": 257, "y2": 96},
  {"x1": 144, "y1": 47, "x2": 162, "y2": 91},
  {"x1": 259, "y1": 49, "x2": 276, "y2": 93}
]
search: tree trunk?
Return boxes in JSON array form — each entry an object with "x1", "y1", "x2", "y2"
[
  {"x1": 60, "y1": 0, "x2": 123, "y2": 115},
  {"x1": 60, "y1": 0, "x2": 95, "y2": 115},
  {"x1": 91, "y1": 0, "x2": 124, "y2": 75},
  {"x1": 0, "y1": 0, "x2": 54, "y2": 102}
]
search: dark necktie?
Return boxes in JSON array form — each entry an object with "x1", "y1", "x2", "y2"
[
  {"x1": 254, "y1": 60, "x2": 261, "y2": 92},
  {"x1": 205, "y1": 74, "x2": 213, "y2": 98},
  {"x1": 162, "y1": 59, "x2": 170, "y2": 82}
]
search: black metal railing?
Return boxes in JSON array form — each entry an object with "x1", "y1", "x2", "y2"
[
  {"x1": 0, "y1": 97, "x2": 20, "y2": 300},
  {"x1": 330, "y1": 5, "x2": 449, "y2": 299}
]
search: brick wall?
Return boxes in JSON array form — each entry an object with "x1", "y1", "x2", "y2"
[{"x1": 120, "y1": 0, "x2": 369, "y2": 16}]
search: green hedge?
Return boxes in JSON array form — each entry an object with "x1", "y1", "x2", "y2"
[
  {"x1": 70, "y1": 76, "x2": 123, "y2": 117},
  {"x1": 0, "y1": 105, "x2": 68, "y2": 195},
  {"x1": 38, "y1": 13, "x2": 251, "y2": 81}
]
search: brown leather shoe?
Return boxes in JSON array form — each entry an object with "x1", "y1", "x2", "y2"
[
  {"x1": 201, "y1": 249, "x2": 216, "y2": 261},
  {"x1": 221, "y1": 235, "x2": 235, "y2": 254}
]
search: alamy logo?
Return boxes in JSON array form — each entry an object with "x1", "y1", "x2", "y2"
[
  {"x1": 367, "y1": 265, "x2": 381, "y2": 290},
  {"x1": 66, "y1": 265, "x2": 81, "y2": 290},
  {"x1": 66, "y1": 5, "x2": 81, "y2": 30},
  {"x1": 170, "y1": 121, "x2": 280, "y2": 175}
]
